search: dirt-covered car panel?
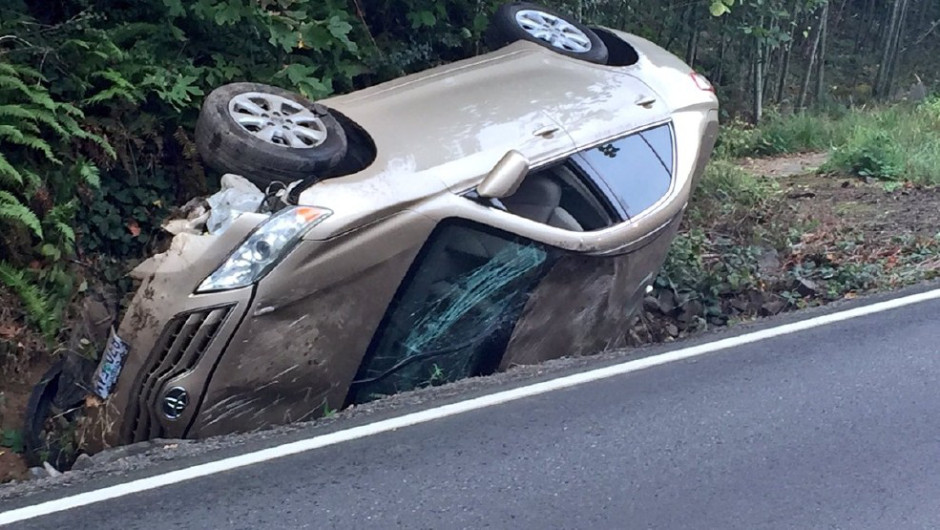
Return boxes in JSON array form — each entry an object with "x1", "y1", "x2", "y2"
[{"x1": 189, "y1": 211, "x2": 436, "y2": 439}]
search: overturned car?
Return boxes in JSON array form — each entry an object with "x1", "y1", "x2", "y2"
[{"x1": 26, "y1": 2, "x2": 718, "y2": 464}]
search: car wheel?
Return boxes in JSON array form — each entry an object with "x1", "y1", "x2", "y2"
[
  {"x1": 487, "y1": 2, "x2": 609, "y2": 65},
  {"x1": 23, "y1": 361, "x2": 81, "y2": 470},
  {"x1": 195, "y1": 82, "x2": 348, "y2": 189}
]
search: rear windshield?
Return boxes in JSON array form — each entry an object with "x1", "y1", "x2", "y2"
[{"x1": 572, "y1": 122, "x2": 674, "y2": 219}]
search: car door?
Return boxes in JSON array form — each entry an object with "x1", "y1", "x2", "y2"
[{"x1": 346, "y1": 220, "x2": 558, "y2": 405}]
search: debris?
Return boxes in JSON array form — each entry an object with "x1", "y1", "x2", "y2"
[
  {"x1": 205, "y1": 174, "x2": 266, "y2": 234},
  {"x1": 42, "y1": 461, "x2": 62, "y2": 477}
]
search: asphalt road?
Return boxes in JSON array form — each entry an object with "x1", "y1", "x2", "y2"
[{"x1": 5, "y1": 295, "x2": 940, "y2": 529}]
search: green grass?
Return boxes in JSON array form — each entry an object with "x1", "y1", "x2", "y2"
[{"x1": 716, "y1": 97, "x2": 940, "y2": 185}]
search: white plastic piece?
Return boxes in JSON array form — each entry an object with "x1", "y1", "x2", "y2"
[{"x1": 206, "y1": 174, "x2": 266, "y2": 234}]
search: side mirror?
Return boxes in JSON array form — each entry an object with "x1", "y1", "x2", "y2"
[{"x1": 476, "y1": 150, "x2": 529, "y2": 199}]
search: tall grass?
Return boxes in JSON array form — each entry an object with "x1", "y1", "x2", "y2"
[{"x1": 715, "y1": 97, "x2": 940, "y2": 185}]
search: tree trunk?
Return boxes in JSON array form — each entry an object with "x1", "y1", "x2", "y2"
[
  {"x1": 753, "y1": 15, "x2": 765, "y2": 124},
  {"x1": 798, "y1": 5, "x2": 824, "y2": 109},
  {"x1": 853, "y1": 0, "x2": 876, "y2": 53},
  {"x1": 684, "y1": 4, "x2": 700, "y2": 68},
  {"x1": 874, "y1": 0, "x2": 903, "y2": 98},
  {"x1": 776, "y1": 17, "x2": 796, "y2": 104},
  {"x1": 814, "y1": 2, "x2": 830, "y2": 104},
  {"x1": 886, "y1": 0, "x2": 910, "y2": 97},
  {"x1": 716, "y1": 18, "x2": 727, "y2": 85}
]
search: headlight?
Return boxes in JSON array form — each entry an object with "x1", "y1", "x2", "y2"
[{"x1": 197, "y1": 206, "x2": 332, "y2": 292}]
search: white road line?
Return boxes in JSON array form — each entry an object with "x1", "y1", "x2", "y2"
[{"x1": 3, "y1": 287, "x2": 940, "y2": 526}]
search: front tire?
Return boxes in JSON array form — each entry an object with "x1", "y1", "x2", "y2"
[{"x1": 195, "y1": 83, "x2": 348, "y2": 189}]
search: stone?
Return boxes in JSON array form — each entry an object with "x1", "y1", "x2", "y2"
[
  {"x1": 642, "y1": 295, "x2": 662, "y2": 314},
  {"x1": 71, "y1": 453, "x2": 94, "y2": 471},
  {"x1": 760, "y1": 299, "x2": 786, "y2": 316},
  {"x1": 792, "y1": 278, "x2": 819, "y2": 297},
  {"x1": 42, "y1": 461, "x2": 62, "y2": 477}
]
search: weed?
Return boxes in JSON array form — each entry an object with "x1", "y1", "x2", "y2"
[
  {"x1": 0, "y1": 429, "x2": 24, "y2": 453},
  {"x1": 827, "y1": 129, "x2": 904, "y2": 180}
]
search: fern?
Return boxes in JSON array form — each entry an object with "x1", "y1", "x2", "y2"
[
  {"x1": 0, "y1": 261, "x2": 55, "y2": 337},
  {"x1": 0, "y1": 104, "x2": 37, "y2": 121},
  {"x1": 77, "y1": 160, "x2": 101, "y2": 188},
  {"x1": 0, "y1": 62, "x2": 43, "y2": 81},
  {"x1": 0, "y1": 190, "x2": 43, "y2": 239},
  {"x1": 0, "y1": 153, "x2": 24, "y2": 186},
  {"x1": 19, "y1": 168, "x2": 41, "y2": 192},
  {"x1": 0, "y1": 125, "x2": 62, "y2": 164},
  {"x1": 52, "y1": 221, "x2": 76, "y2": 245}
]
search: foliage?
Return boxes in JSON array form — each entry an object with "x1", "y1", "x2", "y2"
[
  {"x1": 0, "y1": 428, "x2": 24, "y2": 454},
  {"x1": 822, "y1": 98, "x2": 940, "y2": 183},
  {"x1": 828, "y1": 129, "x2": 904, "y2": 180}
]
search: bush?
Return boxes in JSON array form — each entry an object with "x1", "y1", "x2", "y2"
[{"x1": 827, "y1": 129, "x2": 904, "y2": 180}]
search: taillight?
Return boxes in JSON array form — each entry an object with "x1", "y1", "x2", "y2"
[{"x1": 691, "y1": 72, "x2": 715, "y2": 92}]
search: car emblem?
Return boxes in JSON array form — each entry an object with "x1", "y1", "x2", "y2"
[{"x1": 162, "y1": 387, "x2": 189, "y2": 420}]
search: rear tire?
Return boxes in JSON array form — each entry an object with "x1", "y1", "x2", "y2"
[
  {"x1": 195, "y1": 83, "x2": 348, "y2": 189},
  {"x1": 487, "y1": 2, "x2": 609, "y2": 65}
]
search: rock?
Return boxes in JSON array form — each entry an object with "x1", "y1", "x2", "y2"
[
  {"x1": 28, "y1": 467, "x2": 46, "y2": 480},
  {"x1": 760, "y1": 299, "x2": 786, "y2": 316},
  {"x1": 756, "y1": 247, "x2": 781, "y2": 276},
  {"x1": 730, "y1": 296, "x2": 750, "y2": 313},
  {"x1": 656, "y1": 290, "x2": 677, "y2": 315},
  {"x1": 71, "y1": 453, "x2": 94, "y2": 471},
  {"x1": 43, "y1": 461, "x2": 62, "y2": 477},
  {"x1": 792, "y1": 278, "x2": 819, "y2": 297},
  {"x1": 665, "y1": 324, "x2": 679, "y2": 337},
  {"x1": 677, "y1": 300, "x2": 704, "y2": 325},
  {"x1": 642, "y1": 295, "x2": 663, "y2": 314}
]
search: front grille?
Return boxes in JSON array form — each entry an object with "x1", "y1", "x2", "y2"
[{"x1": 126, "y1": 305, "x2": 233, "y2": 442}]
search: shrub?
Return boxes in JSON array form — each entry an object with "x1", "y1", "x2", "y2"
[{"x1": 827, "y1": 129, "x2": 904, "y2": 180}]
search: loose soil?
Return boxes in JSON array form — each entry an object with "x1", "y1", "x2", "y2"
[{"x1": 1, "y1": 151, "x2": 939, "y2": 483}]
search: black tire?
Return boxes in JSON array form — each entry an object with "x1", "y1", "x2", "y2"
[
  {"x1": 23, "y1": 361, "x2": 78, "y2": 470},
  {"x1": 195, "y1": 82, "x2": 348, "y2": 189},
  {"x1": 487, "y1": 2, "x2": 609, "y2": 65}
]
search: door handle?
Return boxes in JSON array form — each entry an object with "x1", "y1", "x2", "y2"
[
  {"x1": 635, "y1": 95, "x2": 657, "y2": 108},
  {"x1": 533, "y1": 125, "x2": 560, "y2": 138}
]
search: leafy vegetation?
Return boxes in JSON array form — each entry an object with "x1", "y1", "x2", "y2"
[
  {"x1": 714, "y1": 97, "x2": 940, "y2": 184},
  {"x1": 652, "y1": 94, "x2": 940, "y2": 340}
]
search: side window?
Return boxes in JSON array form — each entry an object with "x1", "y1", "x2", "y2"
[
  {"x1": 498, "y1": 123, "x2": 675, "y2": 231},
  {"x1": 501, "y1": 162, "x2": 617, "y2": 232},
  {"x1": 347, "y1": 221, "x2": 555, "y2": 405},
  {"x1": 574, "y1": 123, "x2": 674, "y2": 218}
]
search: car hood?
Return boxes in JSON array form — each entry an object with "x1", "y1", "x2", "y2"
[{"x1": 317, "y1": 40, "x2": 669, "y2": 192}]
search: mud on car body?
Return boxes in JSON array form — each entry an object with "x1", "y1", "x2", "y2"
[{"x1": 25, "y1": 2, "x2": 719, "y2": 465}]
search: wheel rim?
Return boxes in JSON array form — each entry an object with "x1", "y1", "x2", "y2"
[
  {"x1": 514, "y1": 9, "x2": 592, "y2": 53},
  {"x1": 228, "y1": 92, "x2": 328, "y2": 149}
]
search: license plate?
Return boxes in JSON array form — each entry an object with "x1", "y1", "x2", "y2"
[{"x1": 93, "y1": 331, "x2": 130, "y2": 399}]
